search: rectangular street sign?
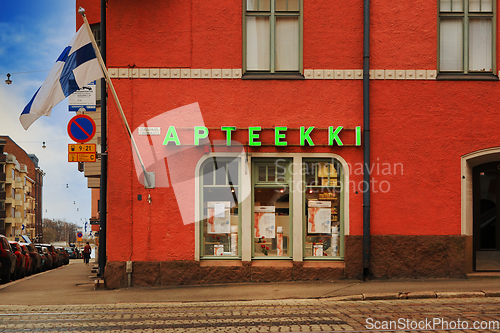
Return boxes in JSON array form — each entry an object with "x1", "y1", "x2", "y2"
[
  {"x1": 68, "y1": 152, "x2": 97, "y2": 162},
  {"x1": 78, "y1": 153, "x2": 97, "y2": 162},
  {"x1": 68, "y1": 144, "x2": 96, "y2": 153},
  {"x1": 68, "y1": 81, "x2": 97, "y2": 112}
]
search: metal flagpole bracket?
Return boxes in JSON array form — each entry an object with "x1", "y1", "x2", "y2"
[{"x1": 144, "y1": 172, "x2": 155, "y2": 189}]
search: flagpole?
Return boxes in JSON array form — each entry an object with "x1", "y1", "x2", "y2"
[{"x1": 78, "y1": 7, "x2": 152, "y2": 188}]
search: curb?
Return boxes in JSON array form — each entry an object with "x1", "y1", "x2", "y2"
[
  {"x1": 436, "y1": 291, "x2": 484, "y2": 299},
  {"x1": 324, "y1": 290, "x2": 500, "y2": 302}
]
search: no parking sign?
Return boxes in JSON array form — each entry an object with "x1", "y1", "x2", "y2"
[{"x1": 68, "y1": 114, "x2": 96, "y2": 143}]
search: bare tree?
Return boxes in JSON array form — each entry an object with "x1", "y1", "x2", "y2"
[{"x1": 42, "y1": 218, "x2": 80, "y2": 244}]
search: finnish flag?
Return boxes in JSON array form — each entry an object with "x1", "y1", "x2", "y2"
[{"x1": 20, "y1": 25, "x2": 103, "y2": 130}]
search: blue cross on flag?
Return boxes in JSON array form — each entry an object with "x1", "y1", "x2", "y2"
[{"x1": 20, "y1": 25, "x2": 103, "y2": 130}]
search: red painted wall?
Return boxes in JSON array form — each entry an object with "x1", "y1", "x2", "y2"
[
  {"x1": 78, "y1": 0, "x2": 500, "y2": 263},
  {"x1": 76, "y1": 0, "x2": 100, "y2": 28},
  {"x1": 370, "y1": 81, "x2": 500, "y2": 235}
]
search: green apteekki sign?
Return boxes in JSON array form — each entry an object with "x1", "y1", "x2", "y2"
[{"x1": 162, "y1": 126, "x2": 362, "y2": 146}]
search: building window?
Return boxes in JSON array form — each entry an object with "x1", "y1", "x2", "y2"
[
  {"x1": 200, "y1": 157, "x2": 241, "y2": 258},
  {"x1": 303, "y1": 159, "x2": 343, "y2": 259},
  {"x1": 243, "y1": 0, "x2": 302, "y2": 76},
  {"x1": 439, "y1": 0, "x2": 496, "y2": 76},
  {"x1": 253, "y1": 159, "x2": 292, "y2": 258}
]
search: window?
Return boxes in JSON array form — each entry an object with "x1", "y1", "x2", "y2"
[
  {"x1": 243, "y1": 0, "x2": 302, "y2": 76},
  {"x1": 439, "y1": 0, "x2": 496, "y2": 77},
  {"x1": 303, "y1": 159, "x2": 343, "y2": 259},
  {"x1": 200, "y1": 157, "x2": 241, "y2": 258},
  {"x1": 253, "y1": 159, "x2": 292, "y2": 258}
]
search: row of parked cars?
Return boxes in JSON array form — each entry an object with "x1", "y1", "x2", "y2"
[{"x1": 0, "y1": 234, "x2": 80, "y2": 284}]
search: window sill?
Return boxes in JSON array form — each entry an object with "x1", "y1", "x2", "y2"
[
  {"x1": 437, "y1": 73, "x2": 499, "y2": 81},
  {"x1": 251, "y1": 260, "x2": 293, "y2": 267},
  {"x1": 302, "y1": 261, "x2": 345, "y2": 268},
  {"x1": 303, "y1": 257, "x2": 345, "y2": 263},
  {"x1": 200, "y1": 260, "x2": 242, "y2": 266},
  {"x1": 242, "y1": 73, "x2": 305, "y2": 80}
]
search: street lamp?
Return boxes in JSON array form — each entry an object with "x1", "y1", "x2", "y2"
[{"x1": 5, "y1": 73, "x2": 12, "y2": 85}]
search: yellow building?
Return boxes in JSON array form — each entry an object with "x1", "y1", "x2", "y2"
[{"x1": 4, "y1": 154, "x2": 22, "y2": 238}]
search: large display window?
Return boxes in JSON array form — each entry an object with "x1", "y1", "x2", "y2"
[
  {"x1": 303, "y1": 159, "x2": 343, "y2": 259},
  {"x1": 197, "y1": 154, "x2": 347, "y2": 262},
  {"x1": 200, "y1": 157, "x2": 241, "y2": 258},
  {"x1": 252, "y1": 159, "x2": 292, "y2": 258}
]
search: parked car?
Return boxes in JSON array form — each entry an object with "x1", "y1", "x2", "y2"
[
  {"x1": 18, "y1": 244, "x2": 32, "y2": 276},
  {"x1": 0, "y1": 235, "x2": 16, "y2": 283},
  {"x1": 36, "y1": 244, "x2": 59, "y2": 268},
  {"x1": 55, "y1": 247, "x2": 69, "y2": 265},
  {"x1": 65, "y1": 247, "x2": 78, "y2": 259},
  {"x1": 20, "y1": 243, "x2": 42, "y2": 275},
  {"x1": 9, "y1": 241, "x2": 26, "y2": 279},
  {"x1": 35, "y1": 245, "x2": 52, "y2": 271}
]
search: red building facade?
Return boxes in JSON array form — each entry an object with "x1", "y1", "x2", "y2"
[{"x1": 77, "y1": 0, "x2": 500, "y2": 288}]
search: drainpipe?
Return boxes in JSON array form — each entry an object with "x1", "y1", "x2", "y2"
[
  {"x1": 362, "y1": 0, "x2": 371, "y2": 280},
  {"x1": 98, "y1": 0, "x2": 107, "y2": 279}
]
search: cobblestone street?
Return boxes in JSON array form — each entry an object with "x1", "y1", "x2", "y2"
[
  {"x1": 1, "y1": 297, "x2": 500, "y2": 332},
  {"x1": 1, "y1": 262, "x2": 500, "y2": 332}
]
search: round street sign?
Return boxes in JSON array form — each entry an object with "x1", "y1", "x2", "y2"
[
  {"x1": 68, "y1": 115, "x2": 96, "y2": 143},
  {"x1": 77, "y1": 232, "x2": 83, "y2": 238}
]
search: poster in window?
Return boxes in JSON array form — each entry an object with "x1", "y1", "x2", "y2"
[
  {"x1": 207, "y1": 201, "x2": 231, "y2": 234},
  {"x1": 318, "y1": 162, "x2": 337, "y2": 178},
  {"x1": 254, "y1": 206, "x2": 275, "y2": 239},
  {"x1": 308, "y1": 201, "x2": 331, "y2": 234}
]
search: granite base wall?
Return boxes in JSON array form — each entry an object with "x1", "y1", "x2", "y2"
[{"x1": 104, "y1": 235, "x2": 467, "y2": 289}]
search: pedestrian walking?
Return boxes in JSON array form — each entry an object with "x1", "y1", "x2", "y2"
[{"x1": 83, "y1": 242, "x2": 91, "y2": 265}]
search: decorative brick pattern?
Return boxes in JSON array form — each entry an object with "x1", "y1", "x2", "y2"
[{"x1": 109, "y1": 68, "x2": 440, "y2": 80}]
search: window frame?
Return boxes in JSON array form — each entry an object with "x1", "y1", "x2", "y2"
[
  {"x1": 437, "y1": 0, "x2": 498, "y2": 80},
  {"x1": 302, "y1": 158, "x2": 345, "y2": 260},
  {"x1": 199, "y1": 157, "x2": 242, "y2": 259},
  {"x1": 251, "y1": 158, "x2": 293, "y2": 259},
  {"x1": 242, "y1": 0, "x2": 304, "y2": 79}
]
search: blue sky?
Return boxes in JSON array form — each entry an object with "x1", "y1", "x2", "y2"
[{"x1": 0, "y1": 2, "x2": 93, "y2": 232}]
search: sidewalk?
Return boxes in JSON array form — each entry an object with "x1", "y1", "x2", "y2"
[{"x1": 1, "y1": 260, "x2": 499, "y2": 305}]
